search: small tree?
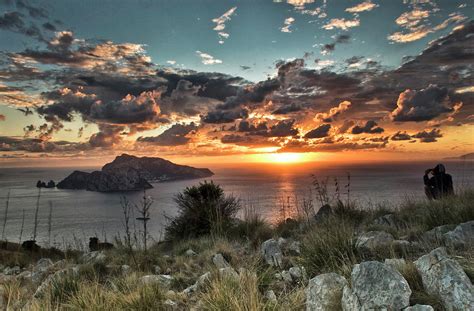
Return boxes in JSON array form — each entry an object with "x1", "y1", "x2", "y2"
[
  {"x1": 165, "y1": 181, "x2": 240, "y2": 240},
  {"x1": 135, "y1": 190, "x2": 152, "y2": 253}
]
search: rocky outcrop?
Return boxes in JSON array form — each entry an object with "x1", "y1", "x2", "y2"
[
  {"x1": 342, "y1": 261, "x2": 411, "y2": 310},
  {"x1": 57, "y1": 154, "x2": 213, "y2": 192},
  {"x1": 414, "y1": 247, "x2": 474, "y2": 310},
  {"x1": 443, "y1": 220, "x2": 474, "y2": 249},
  {"x1": 306, "y1": 273, "x2": 347, "y2": 311}
]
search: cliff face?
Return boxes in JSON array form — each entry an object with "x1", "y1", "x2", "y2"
[{"x1": 57, "y1": 154, "x2": 214, "y2": 192}]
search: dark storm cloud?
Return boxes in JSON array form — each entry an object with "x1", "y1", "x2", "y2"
[
  {"x1": 201, "y1": 108, "x2": 249, "y2": 124},
  {"x1": 351, "y1": 120, "x2": 384, "y2": 134},
  {"x1": 272, "y1": 103, "x2": 302, "y2": 115},
  {"x1": 265, "y1": 119, "x2": 299, "y2": 137},
  {"x1": 137, "y1": 123, "x2": 197, "y2": 146},
  {"x1": 390, "y1": 85, "x2": 453, "y2": 122},
  {"x1": 304, "y1": 123, "x2": 331, "y2": 139},
  {"x1": 216, "y1": 78, "x2": 280, "y2": 110},
  {"x1": 412, "y1": 129, "x2": 443, "y2": 143},
  {"x1": 391, "y1": 131, "x2": 412, "y2": 141},
  {"x1": 237, "y1": 120, "x2": 268, "y2": 133}
]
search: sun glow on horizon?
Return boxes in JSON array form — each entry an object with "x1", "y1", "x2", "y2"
[{"x1": 254, "y1": 152, "x2": 311, "y2": 163}]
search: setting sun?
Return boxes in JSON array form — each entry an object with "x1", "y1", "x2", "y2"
[{"x1": 257, "y1": 152, "x2": 309, "y2": 163}]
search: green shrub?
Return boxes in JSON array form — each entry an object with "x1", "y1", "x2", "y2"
[{"x1": 165, "y1": 181, "x2": 240, "y2": 240}]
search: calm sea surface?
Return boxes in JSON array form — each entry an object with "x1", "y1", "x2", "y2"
[{"x1": 0, "y1": 161, "x2": 472, "y2": 247}]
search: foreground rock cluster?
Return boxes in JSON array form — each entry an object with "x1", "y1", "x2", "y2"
[{"x1": 1, "y1": 220, "x2": 473, "y2": 310}]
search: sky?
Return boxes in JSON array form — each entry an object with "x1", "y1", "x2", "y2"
[{"x1": 0, "y1": 0, "x2": 473, "y2": 166}]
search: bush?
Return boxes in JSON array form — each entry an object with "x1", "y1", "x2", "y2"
[{"x1": 165, "y1": 181, "x2": 240, "y2": 240}]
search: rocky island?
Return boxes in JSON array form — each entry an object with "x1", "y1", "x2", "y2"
[{"x1": 57, "y1": 154, "x2": 214, "y2": 192}]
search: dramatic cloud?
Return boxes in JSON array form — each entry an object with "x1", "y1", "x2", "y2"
[
  {"x1": 212, "y1": 6, "x2": 237, "y2": 44},
  {"x1": 304, "y1": 123, "x2": 331, "y2": 138},
  {"x1": 137, "y1": 123, "x2": 197, "y2": 146},
  {"x1": 89, "y1": 91, "x2": 163, "y2": 124},
  {"x1": 391, "y1": 131, "x2": 412, "y2": 141},
  {"x1": 390, "y1": 85, "x2": 455, "y2": 122},
  {"x1": 196, "y1": 51, "x2": 222, "y2": 65},
  {"x1": 280, "y1": 17, "x2": 295, "y2": 33},
  {"x1": 272, "y1": 103, "x2": 302, "y2": 115},
  {"x1": 345, "y1": 1, "x2": 378, "y2": 13},
  {"x1": 315, "y1": 101, "x2": 351, "y2": 122},
  {"x1": 323, "y1": 18, "x2": 360, "y2": 30},
  {"x1": 351, "y1": 120, "x2": 384, "y2": 134},
  {"x1": 412, "y1": 129, "x2": 442, "y2": 143}
]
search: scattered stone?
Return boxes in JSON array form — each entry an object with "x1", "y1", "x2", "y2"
[
  {"x1": 4, "y1": 266, "x2": 20, "y2": 275},
  {"x1": 265, "y1": 290, "x2": 277, "y2": 303},
  {"x1": 392, "y1": 239, "x2": 419, "y2": 253},
  {"x1": 164, "y1": 299, "x2": 177, "y2": 308},
  {"x1": 355, "y1": 231, "x2": 394, "y2": 253},
  {"x1": 443, "y1": 220, "x2": 474, "y2": 249},
  {"x1": 218, "y1": 267, "x2": 239, "y2": 280},
  {"x1": 212, "y1": 253, "x2": 230, "y2": 269},
  {"x1": 17, "y1": 271, "x2": 32, "y2": 281},
  {"x1": 182, "y1": 272, "x2": 211, "y2": 295},
  {"x1": 306, "y1": 272, "x2": 347, "y2": 311},
  {"x1": 275, "y1": 270, "x2": 292, "y2": 283},
  {"x1": 35, "y1": 258, "x2": 53, "y2": 272},
  {"x1": 288, "y1": 240, "x2": 301, "y2": 255},
  {"x1": 261, "y1": 239, "x2": 283, "y2": 267},
  {"x1": 373, "y1": 214, "x2": 407, "y2": 229},
  {"x1": 289, "y1": 266, "x2": 306, "y2": 281},
  {"x1": 405, "y1": 305, "x2": 434, "y2": 311},
  {"x1": 185, "y1": 249, "x2": 197, "y2": 257},
  {"x1": 140, "y1": 274, "x2": 174, "y2": 287},
  {"x1": 414, "y1": 247, "x2": 474, "y2": 310},
  {"x1": 342, "y1": 261, "x2": 411, "y2": 310},
  {"x1": 34, "y1": 267, "x2": 79, "y2": 298}
]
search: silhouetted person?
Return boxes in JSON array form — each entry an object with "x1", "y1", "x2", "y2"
[
  {"x1": 424, "y1": 164, "x2": 454, "y2": 200},
  {"x1": 89, "y1": 237, "x2": 114, "y2": 251}
]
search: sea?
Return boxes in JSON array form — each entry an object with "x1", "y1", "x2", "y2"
[{"x1": 0, "y1": 160, "x2": 472, "y2": 248}]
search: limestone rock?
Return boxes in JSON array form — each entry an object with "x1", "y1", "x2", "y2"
[
  {"x1": 414, "y1": 247, "x2": 474, "y2": 310},
  {"x1": 289, "y1": 266, "x2": 306, "y2": 281},
  {"x1": 182, "y1": 272, "x2": 211, "y2": 295},
  {"x1": 265, "y1": 290, "x2": 277, "y2": 303},
  {"x1": 140, "y1": 274, "x2": 173, "y2": 287},
  {"x1": 212, "y1": 253, "x2": 230, "y2": 269},
  {"x1": 355, "y1": 231, "x2": 395, "y2": 253},
  {"x1": 185, "y1": 249, "x2": 197, "y2": 257},
  {"x1": 421, "y1": 224, "x2": 453, "y2": 244},
  {"x1": 443, "y1": 220, "x2": 474, "y2": 249},
  {"x1": 405, "y1": 305, "x2": 434, "y2": 311},
  {"x1": 261, "y1": 239, "x2": 283, "y2": 267},
  {"x1": 341, "y1": 261, "x2": 411, "y2": 310},
  {"x1": 306, "y1": 272, "x2": 347, "y2": 311}
]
